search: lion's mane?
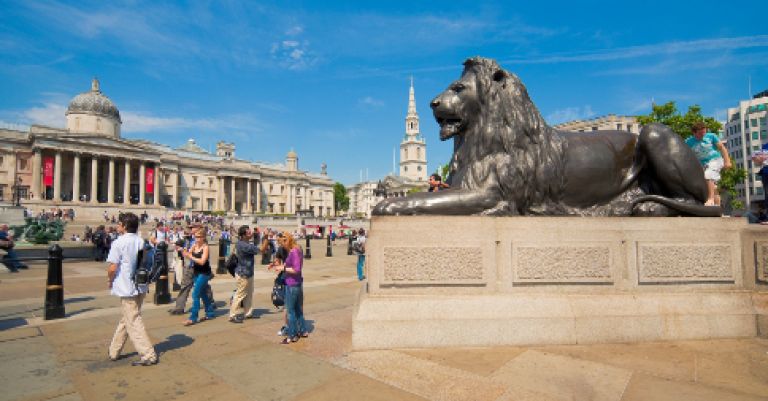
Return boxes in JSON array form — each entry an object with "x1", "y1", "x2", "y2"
[{"x1": 450, "y1": 57, "x2": 567, "y2": 214}]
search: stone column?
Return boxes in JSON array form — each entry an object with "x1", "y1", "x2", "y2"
[
  {"x1": 255, "y1": 180, "x2": 262, "y2": 213},
  {"x1": 90, "y1": 158, "x2": 98, "y2": 203},
  {"x1": 53, "y1": 151, "x2": 62, "y2": 201},
  {"x1": 246, "y1": 179, "x2": 252, "y2": 213},
  {"x1": 107, "y1": 159, "x2": 115, "y2": 203},
  {"x1": 154, "y1": 166, "x2": 161, "y2": 206},
  {"x1": 123, "y1": 160, "x2": 131, "y2": 205},
  {"x1": 139, "y1": 163, "x2": 146, "y2": 205},
  {"x1": 172, "y1": 171, "x2": 178, "y2": 209},
  {"x1": 216, "y1": 177, "x2": 224, "y2": 210},
  {"x1": 32, "y1": 149, "x2": 42, "y2": 200},
  {"x1": 288, "y1": 184, "x2": 294, "y2": 214},
  {"x1": 72, "y1": 154, "x2": 81, "y2": 202},
  {"x1": 230, "y1": 177, "x2": 236, "y2": 212}
]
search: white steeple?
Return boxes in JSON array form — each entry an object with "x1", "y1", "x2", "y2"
[{"x1": 399, "y1": 77, "x2": 427, "y2": 182}]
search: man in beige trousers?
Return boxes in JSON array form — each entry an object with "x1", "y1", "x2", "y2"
[
  {"x1": 229, "y1": 225, "x2": 261, "y2": 323},
  {"x1": 107, "y1": 212, "x2": 158, "y2": 366}
]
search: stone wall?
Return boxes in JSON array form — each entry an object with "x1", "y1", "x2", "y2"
[{"x1": 353, "y1": 216, "x2": 768, "y2": 349}]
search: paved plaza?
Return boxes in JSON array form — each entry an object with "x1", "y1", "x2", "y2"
[{"x1": 1, "y1": 240, "x2": 767, "y2": 401}]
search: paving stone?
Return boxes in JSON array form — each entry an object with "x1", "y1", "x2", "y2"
[
  {"x1": 534, "y1": 341, "x2": 696, "y2": 382},
  {"x1": 345, "y1": 350, "x2": 507, "y2": 401},
  {"x1": 293, "y1": 371, "x2": 427, "y2": 401},
  {"x1": 489, "y1": 350, "x2": 633, "y2": 401},
  {"x1": 402, "y1": 346, "x2": 527, "y2": 377},
  {"x1": 200, "y1": 345, "x2": 345, "y2": 401},
  {"x1": 621, "y1": 372, "x2": 768, "y2": 401}
]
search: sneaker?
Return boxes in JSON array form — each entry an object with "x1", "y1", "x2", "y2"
[
  {"x1": 228, "y1": 316, "x2": 243, "y2": 324},
  {"x1": 277, "y1": 326, "x2": 287, "y2": 336},
  {"x1": 168, "y1": 309, "x2": 185, "y2": 315},
  {"x1": 17, "y1": 264, "x2": 29, "y2": 270},
  {"x1": 131, "y1": 358, "x2": 158, "y2": 366},
  {"x1": 7, "y1": 267, "x2": 19, "y2": 273}
]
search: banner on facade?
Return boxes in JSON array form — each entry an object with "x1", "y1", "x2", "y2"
[
  {"x1": 43, "y1": 157, "x2": 54, "y2": 186},
  {"x1": 146, "y1": 167, "x2": 154, "y2": 193}
]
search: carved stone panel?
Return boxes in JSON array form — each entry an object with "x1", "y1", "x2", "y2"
[
  {"x1": 382, "y1": 247, "x2": 484, "y2": 284},
  {"x1": 756, "y1": 241, "x2": 768, "y2": 283},
  {"x1": 512, "y1": 245, "x2": 613, "y2": 284},
  {"x1": 637, "y1": 243, "x2": 733, "y2": 283}
]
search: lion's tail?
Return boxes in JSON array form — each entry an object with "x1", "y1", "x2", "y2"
[{"x1": 632, "y1": 195, "x2": 722, "y2": 217}]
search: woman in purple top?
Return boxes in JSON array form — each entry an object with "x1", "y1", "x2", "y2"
[{"x1": 274, "y1": 232, "x2": 307, "y2": 343}]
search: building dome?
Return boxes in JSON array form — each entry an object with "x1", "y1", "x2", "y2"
[
  {"x1": 286, "y1": 149, "x2": 298, "y2": 159},
  {"x1": 66, "y1": 78, "x2": 121, "y2": 122}
]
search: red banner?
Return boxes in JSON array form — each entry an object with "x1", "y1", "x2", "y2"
[
  {"x1": 43, "y1": 157, "x2": 54, "y2": 186},
  {"x1": 146, "y1": 167, "x2": 154, "y2": 193}
]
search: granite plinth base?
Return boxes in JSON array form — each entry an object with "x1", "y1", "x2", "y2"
[{"x1": 352, "y1": 216, "x2": 768, "y2": 350}]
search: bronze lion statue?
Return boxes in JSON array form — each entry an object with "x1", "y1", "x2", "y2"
[{"x1": 373, "y1": 57, "x2": 720, "y2": 217}]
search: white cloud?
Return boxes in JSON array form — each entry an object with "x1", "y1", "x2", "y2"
[
  {"x1": 359, "y1": 96, "x2": 384, "y2": 108},
  {"x1": 285, "y1": 26, "x2": 303, "y2": 36},
  {"x1": 121, "y1": 111, "x2": 263, "y2": 134},
  {"x1": 546, "y1": 105, "x2": 596, "y2": 125},
  {"x1": 503, "y1": 35, "x2": 768, "y2": 65}
]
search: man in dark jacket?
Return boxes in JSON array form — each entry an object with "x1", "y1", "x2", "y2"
[
  {"x1": 92, "y1": 225, "x2": 107, "y2": 261},
  {"x1": 229, "y1": 225, "x2": 260, "y2": 323}
]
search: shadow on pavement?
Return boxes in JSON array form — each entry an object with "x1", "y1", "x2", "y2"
[
  {"x1": 0, "y1": 317, "x2": 28, "y2": 331},
  {"x1": 64, "y1": 296, "x2": 96, "y2": 304},
  {"x1": 156, "y1": 334, "x2": 194, "y2": 355}
]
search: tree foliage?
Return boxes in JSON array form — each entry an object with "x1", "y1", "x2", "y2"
[
  {"x1": 636, "y1": 101, "x2": 721, "y2": 139},
  {"x1": 637, "y1": 101, "x2": 745, "y2": 209},
  {"x1": 333, "y1": 182, "x2": 350, "y2": 215}
]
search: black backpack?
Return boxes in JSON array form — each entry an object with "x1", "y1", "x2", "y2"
[
  {"x1": 133, "y1": 241, "x2": 163, "y2": 286},
  {"x1": 225, "y1": 251, "x2": 239, "y2": 277},
  {"x1": 271, "y1": 272, "x2": 285, "y2": 308}
]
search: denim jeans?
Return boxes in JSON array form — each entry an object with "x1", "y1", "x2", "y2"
[
  {"x1": 356, "y1": 255, "x2": 366, "y2": 280},
  {"x1": 189, "y1": 273, "x2": 215, "y2": 322},
  {"x1": 285, "y1": 285, "x2": 306, "y2": 338}
]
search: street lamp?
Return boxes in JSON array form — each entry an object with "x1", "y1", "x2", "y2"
[{"x1": 13, "y1": 176, "x2": 22, "y2": 207}]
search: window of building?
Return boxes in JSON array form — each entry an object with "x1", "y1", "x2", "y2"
[
  {"x1": 616, "y1": 124, "x2": 623, "y2": 130},
  {"x1": 753, "y1": 132, "x2": 760, "y2": 140},
  {"x1": 0, "y1": 156, "x2": 4, "y2": 167},
  {"x1": 417, "y1": 166, "x2": 422, "y2": 171},
  {"x1": 404, "y1": 166, "x2": 408, "y2": 172},
  {"x1": 209, "y1": 178, "x2": 213, "y2": 188},
  {"x1": 750, "y1": 187, "x2": 754, "y2": 196},
  {"x1": 752, "y1": 118, "x2": 758, "y2": 127},
  {"x1": 591, "y1": 126, "x2": 598, "y2": 131},
  {"x1": 193, "y1": 177, "x2": 198, "y2": 187},
  {"x1": 758, "y1": 187, "x2": 764, "y2": 195},
  {"x1": 762, "y1": 130, "x2": 767, "y2": 139},
  {"x1": 761, "y1": 117, "x2": 766, "y2": 126},
  {"x1": 280, "y1": 185, "x2": 284, "y2": 193},
  {"x1": 755, "y1": 146, "x2": 761, "y2": 151},
  {"x1": 269, "y1": 184, "x2": 273, "y2": 193}
]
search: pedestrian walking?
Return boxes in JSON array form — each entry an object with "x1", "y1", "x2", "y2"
[{"x1": 106, "y1": 212, "x2": 158, "y2": 366}]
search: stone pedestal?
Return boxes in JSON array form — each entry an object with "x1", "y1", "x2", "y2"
[{"x1": 352, "y1": 216, "x2": 768, "y2": 349}]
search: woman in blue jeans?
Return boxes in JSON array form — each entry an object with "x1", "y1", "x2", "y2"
[
  {"x1": 180, "y1": 228, "x2": 215, "y2": 325},
  {"x1": 273, "y1": 232, "x2": 307, "y2": 344}
]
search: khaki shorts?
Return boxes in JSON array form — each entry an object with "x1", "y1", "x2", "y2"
[{"x1": 704, "y1": 158, "x2": 724, "y2": 182}]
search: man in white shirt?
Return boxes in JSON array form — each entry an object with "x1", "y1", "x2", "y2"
[{"x1": 107, "y1": 212, "x2": 158, "y2": 366}]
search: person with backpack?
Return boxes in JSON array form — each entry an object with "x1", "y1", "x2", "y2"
[
  {"x1": 353, "y1": 228, "x2": 366, "y2": 281},
  {"x1": 106, "y1": 212, "x2": 158, "y2": 366},
  {"x1": 228, "y1": 225, "x2": 261, "y2": 323},
  {"x1": 271, "y1": 232, "x2": 307, "y2": 344},
  {"x1": 93, "y1": 225, "x2": 107, "y2": 261}
]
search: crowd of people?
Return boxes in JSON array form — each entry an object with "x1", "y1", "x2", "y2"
[{"x1": 103, "y1": 212, "x2": 368, "y2": 366}]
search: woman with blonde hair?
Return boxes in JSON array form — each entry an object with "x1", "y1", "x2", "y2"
[
  {"x1": 179, "y1": 226, "x2": 215, "y2": 325},
  {"x1": 271, "y1": 232, "x2": 307, "y2": 343}
]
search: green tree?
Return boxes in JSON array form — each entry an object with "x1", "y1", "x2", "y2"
[
  {"x1": 333, "y1": 182, "x2": 350, "y2": 215},
  {"x1": 636, "y1": 101, "x2": 721, "y2": 139},
  {"x1": 637, "y1": 101, "x2": 745, "y2": 209},
  {"x1": 435, "y1": 163, "x2": 450, "y2": 182}
]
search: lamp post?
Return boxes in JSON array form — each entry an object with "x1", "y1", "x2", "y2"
[{"x1": 13, "y1": 176, "x2": 22, "y2": 207}]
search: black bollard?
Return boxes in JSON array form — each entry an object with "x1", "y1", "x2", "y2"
[
  {"x1": 154, "y1": 242, "x2": 172, "y2": 304},
  {"x1": 304, "y1": 236, "x2": 312, "y2": 259},
  {"x1": 347, "y1": 235, "x2": 354, "y2": 255},
  {"x1": 325, "y1": 235, "x2": 332, "y2": 257},
  {"x1": 44, "y1": 244, "x2": 65, "y2": 320},
  {"x1": 216, "y1": 239, "x2": 228, "y2": 274}
]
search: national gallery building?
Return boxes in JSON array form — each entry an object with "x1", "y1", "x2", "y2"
[{"x1": 0, "y1": 79, "x2": 335, "y2": 218}]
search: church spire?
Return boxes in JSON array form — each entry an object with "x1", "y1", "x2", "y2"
[{"x1": 407, "y1": 76, "x2": 417, "y2": 117}]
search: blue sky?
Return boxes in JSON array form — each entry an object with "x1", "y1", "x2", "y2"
[{"x1": 1, "y1": 1, "x2": 767, "y2": 185}]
